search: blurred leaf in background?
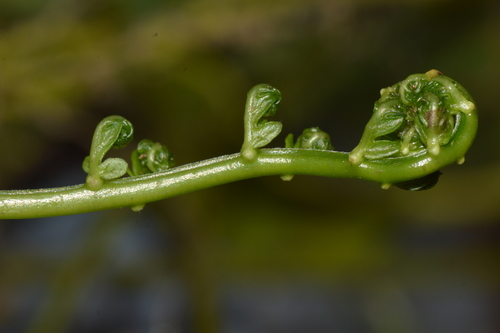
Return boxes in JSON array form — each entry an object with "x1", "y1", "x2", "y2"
[{"x1": 1, "y1": 0, "x2": 499, "y2": 332}]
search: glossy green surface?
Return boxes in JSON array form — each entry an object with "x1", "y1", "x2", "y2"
[{"x1": 0, "y1": 72, "x2": 477, "y2": 219}]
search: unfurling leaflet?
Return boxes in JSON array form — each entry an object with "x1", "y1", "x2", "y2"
[
  {"x1": 349, "y1": 69, "x2": 476, "y2": 166},
  {"x1": 241, "y1": 84, "x2": 283, "y2": 161},
  {"x1": 83, "y1": 116, "x2": 134, "y2": 191},
  {"x1": 126, "y1": 139, "x2": 174, "y2": 212},
  {"x1": 129, "y1": 139, "x2": 175, "y2": 176},
  {"x1": 0, "y1": 69, "x2": 480, "y2": 220}
]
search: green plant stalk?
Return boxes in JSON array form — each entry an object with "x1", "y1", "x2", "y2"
[
  {"x1": 0, "y1": 105, "x2": 477, "y2": 219},
  {"x1": 0, "y1": 71, "x2": 478, "y2": 219}
]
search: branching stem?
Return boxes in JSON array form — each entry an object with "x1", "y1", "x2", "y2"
[
  {"x1": 0, "y1": 104, "x2": 477, "y2": 219},
  {"x1": 0, "y1": 70, "x2": 478, "y2": 219}
]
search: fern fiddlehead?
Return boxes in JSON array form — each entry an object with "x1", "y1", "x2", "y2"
[
  {"x1": 285, "y1": 127, "x2": 334, "y2": 150},
  {"x1": 281, "y1": 127, "x2": 334, "y2": 181},
  {"x1": 349, "y1": 69, "x2": 476, "y2": 190},
  {"x1": 129, "y1": 139, "x2": 175, "y2": 176},
  {"x1": 241, "y1": 84, "x2": 283, "y2": 161},
  {"x1": 82, "y1": 116, "x2": 134, "y2": 191},
  {"x1": 0, "y1": 70, "x2": 477, "y2": 219},
  {"x1": 349, "y1": 69, "x2": 475, "y2": 164}
]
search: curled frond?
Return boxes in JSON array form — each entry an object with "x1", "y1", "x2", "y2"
[
  {"x1": 286, "y1": 127, "x2": 334, "y2": 150},
  {"x1": 241, "y1": 84, "x2": 282, "y2": 161},
  {"x1": 129, "y1": 139, "x2": 175, "y2": 176},
  {"x1": 83, "y1": 116, "x2": 134, "y2": 191},
  {"x1": 349, "y1": 70, "x2": 476, "y2": 165},
  {"x1": 0, "y1": 71, "x2": 479, "y2": 219},
  {"x1": 282, "y1": 127, "x2": 334, "y2": 181}
]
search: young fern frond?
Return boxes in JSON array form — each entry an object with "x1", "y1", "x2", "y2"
[
  {"x1": 348, "y1": 69, "x2": 476, "y2": 190},
  {"x1": 281, "y1": 127, "x2": 334, "y2": 181},
  {"x1": 285, "y1": 127, "x2": 334, "y2": 150},
  {"x1": 241, "y1": 84, "x2": 283, "y2": 161},
  {"x1": 125, "y1": 139, "x2": 175, "y2": 212},
  {"x1": 128, "y1": 139, "x2": 175, "y2": 176},
  {"x1": 349, "y1": 69, "x2": 475, "y2": 164},
  {"x1": 0, "y1": 70, "x2": 477, "y2": 219},
  {"x1": 82, "y1": 116, "x2": 134, "y2": 191}
]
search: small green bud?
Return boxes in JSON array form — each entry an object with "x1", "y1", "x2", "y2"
[
  {"x1": 129, "y1": 139, "x2": 174, "y2": 176},
  {"x1": 281, "y1": 127, "x2": 334, "y2": 181},
  {"x1": 294, "y1": 127, "x2": 334, "y2": 150},
  {"x1": 284, "y1": 133, "x2": 295, "y2": 148}
]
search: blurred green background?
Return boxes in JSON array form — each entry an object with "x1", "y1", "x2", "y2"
[{"x1": 1, "y1": 0, "x2": 499, "y2": 332}]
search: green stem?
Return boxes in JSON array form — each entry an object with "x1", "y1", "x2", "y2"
[{"x1": 0, "y1": 105, "x2": 476, "y2": 219}]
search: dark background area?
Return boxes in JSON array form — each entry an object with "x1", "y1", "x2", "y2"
[{"x1": 1, "y1": 0, "x2": 499, "y2": 332}]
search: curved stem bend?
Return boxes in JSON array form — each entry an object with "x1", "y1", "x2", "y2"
[
  {"x1": 0, "y1": 104, "x2": 477, "y2": 219},
  {"x1": 0, "y1": 71, "x2": 478, "y2": 220}
]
